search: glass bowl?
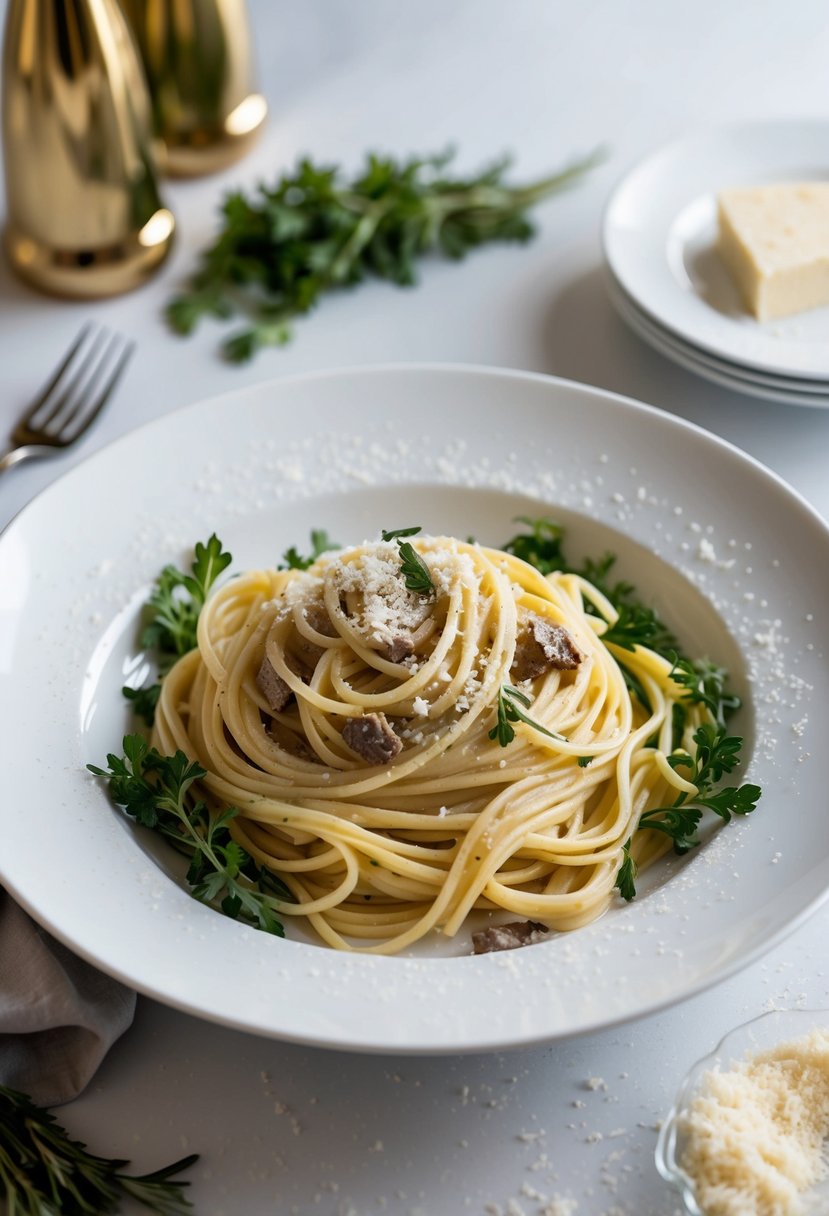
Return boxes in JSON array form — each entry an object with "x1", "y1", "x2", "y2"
[{"x1": 655, "y1": 1008, "x2": 829, "y2": 1215}]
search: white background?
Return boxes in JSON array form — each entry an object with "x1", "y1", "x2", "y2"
[{"x1": 2, "y1": 2, "x2": 829, "y2": 1213}]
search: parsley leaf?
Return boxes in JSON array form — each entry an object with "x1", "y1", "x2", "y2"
[
  {"x1": 601, "y1": 601, "x2": 679, "y2": 656},
  {"x1": 88, "y1": 736, "x2": 290, "y2": 936},
  {"x1": 381, "y1": 526, "x2": 423, "y2": 541},
  {"x1": 614, "y1": 840, "x2": 637, "y2": 902},
  {"x1": 381, "y1": 526, "x2": 435, "y2": 594},
  {"x1": 166, "y1": 149, "x2": 602, "y2": 361},
  {"x1": 502, "y1": 516, "x2": 567, "y2": 574},
  {"x1": 279, "y1": 528, "x2": 338, "y2": 570},
  {"x1": 123, "y1": 536, "x2": 232, "y2": 725},
  {"x1": 617, "y1": 725, "x2": 761, "y2": 899},
  {"x1": 488, "y1": 684, "x2": 565, "y2": 747},
  {"x1": 669, "y1": 654, "x2": 742, "y2": 728},
  {"x1": 503, "y1": 517, "x2": 678, "y2": 661},
  {"x1": 398, "y1": 541, "x2": 434, "y2": 594}
]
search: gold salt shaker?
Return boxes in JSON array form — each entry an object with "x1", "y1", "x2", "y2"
[
  {"x1": 120, "y1": 0, "x2": 267, "y2": 177},
  {"x1": 2, "y1": 0, "x2": 174, "y2": 298}
]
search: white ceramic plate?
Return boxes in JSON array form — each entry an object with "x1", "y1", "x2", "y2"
[
  {"x1": 2, "y1": 365, "x2": 828, "y2": 1054},
  {"x1": 606, "y1": 273, "x2": 829, "y2": 408},
  {"x1": 602, "y1": 119, "x2": 829, "y2": 380}
]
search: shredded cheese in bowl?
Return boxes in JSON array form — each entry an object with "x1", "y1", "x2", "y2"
[{"x1": 656, "y1": 1010, "x2": 829, "y2": 1216}]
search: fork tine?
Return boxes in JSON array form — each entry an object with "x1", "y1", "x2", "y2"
[
  {"x1": 58, "y1": 338, "x2": 134, "y2": 443},
  {"x1": 51, "y1": 329, "x2": 124, "y2": 434},
  {"x1": 24, "y1": 322, "x2": 94, "y2": 425},
  {"x1": 34, "y1": 325, "x2": 111, "y2": 433}
]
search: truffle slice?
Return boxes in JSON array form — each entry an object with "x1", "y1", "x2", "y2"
[
  {"x1": 472, "y1": 920, "x2": 549, "y2": 955},
  {"x1": 511, "y1": 614, "x2": 583, "y2": 682},
  {"x1": 256, "y1": 656, "x2": 293, "y2": 713},
  {"x1": 342, "y1": 712, "x2": 403, "y2": 764}
]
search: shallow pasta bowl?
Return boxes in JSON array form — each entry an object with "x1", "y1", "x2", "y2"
[{"x1": 1, "y1": 364, "x2": 828, "y2": 1053}]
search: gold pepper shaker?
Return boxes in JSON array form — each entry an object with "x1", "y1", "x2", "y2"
[
  {"x1": 2, "y1": 0, "x2": 175, "y2": 298},
  {"x1": 119, "y1": 0, "x2": 267, "y2": 177}
]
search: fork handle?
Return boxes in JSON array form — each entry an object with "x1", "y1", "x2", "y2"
[{"x1": 0, "y1": 445, "x2": 41, "y2": 475}]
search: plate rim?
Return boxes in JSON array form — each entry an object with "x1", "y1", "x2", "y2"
[{"x1": 606, "y1": 272, "x2": 829, "y2": 407}]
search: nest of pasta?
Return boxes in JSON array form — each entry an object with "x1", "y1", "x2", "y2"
[{"x1": 151, "y1": 535, "x2": 713, "y2": 953}]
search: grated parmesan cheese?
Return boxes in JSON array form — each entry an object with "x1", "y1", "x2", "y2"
[{"x1": 679, "y1": 1027, "x2": 829, "y2": 1215}]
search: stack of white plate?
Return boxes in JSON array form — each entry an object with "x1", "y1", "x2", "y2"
[{"x1": 602, "y1": 119, "x2": 829, "y2": 407}]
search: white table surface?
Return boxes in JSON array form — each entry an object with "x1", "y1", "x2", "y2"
[{"x1": 2, "y1": 2, "x2": 829, "y2": 1213}]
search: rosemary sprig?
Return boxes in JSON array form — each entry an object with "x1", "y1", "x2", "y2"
[
  {"x1": 0, "y1": 1085, "x2": 198, "y2": 1215},
  {"x1": 166, "y1": 148, "x2": 602, "y2": 361}
]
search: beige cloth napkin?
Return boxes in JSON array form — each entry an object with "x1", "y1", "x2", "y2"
[{"x1": 0, "y1": 889, "x2": 136, "y2": 1106}]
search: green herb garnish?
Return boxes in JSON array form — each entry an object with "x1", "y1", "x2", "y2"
[
  {"x1": 669, "y1": 654, "x2": 741, "y2": 728},
  {"x1": 502, "y1": 516, "x2": 567, "y2": 574},
  {"x1": 88, "y1": 735, "x2": 289, "y2": 935},
  {"x1": 381, "y1": 526, "x2": 435, "y2": 594},
  {"x1": 122, "y1": 535, "x2": 232, "y2": 725},
  {"x1": 381, "y1": 526, "x2": 422, "y2": 542},
  {"x1": 279, "y1": 528, "x2": 338, "y2": 570},
  {"x1": 166, "y1": 148, "x2": 601, "y2": 361},
  {"x1": 614, "y1": 841, "x2": 637, "y2": 903},
  {"x1": 615, "y1": 724, "x2": 761, "y2": 900},
  {"x1": 488, "y1": 684, "x2": 565, "y2": 748},
  {"x1": 0, "y1": 1084, "x2": 198, "y2": 1215},
  {"x1": 398, "y1": 542, "x2": 434, "y2": 594}
]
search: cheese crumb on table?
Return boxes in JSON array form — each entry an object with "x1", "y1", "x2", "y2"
[
  {"x1": 717, "y1": 182, "x2": 829, "y2": 322},
  {"x1": 678, "y1": 1027, "x2": 829, "y2": 1215}
]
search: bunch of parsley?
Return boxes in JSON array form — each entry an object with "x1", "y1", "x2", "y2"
[{"x1": 166, "y1": 148, "x2": 601, "y2": 361}]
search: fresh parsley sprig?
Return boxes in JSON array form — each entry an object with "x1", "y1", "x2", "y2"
[
  {"x1": 382, "y1": 526, "x2": 435, "y2": 594},
  {"x1": 398, "y1": 542, "x2": 434, "y2": 594},
  {"x1": 489, "y1": 684, "x2": 565, "y2": 748},
  {"x1": 615, "y1": 724, "x2": 761, "y2": 900},
  {"x1": 88, "y1": 735, "x2": 289, "y2": 935},
  {"x1": 504, "y1": 517, "x2": 678, "y2": 655},
  {"x1": 279, "y1": 528, "x2": 338, "y2": 571},
  {"x1": 0, "y1": 1084, "x2": 198, "y2": 1216},
  {"x1": 123, "y1": 536, "x2": 232, "y2": 725},
  {"x1": 669, "y1": 654, "x2": 741, "y2": 728},
  {"x1": 502, "y1": 516, "x2": 568, "y2": 574},
  {"x1": 167, "y1": 149, "x2": 601, "y2": 362},
  {"x1": 502, "y1": 518, "x2": 739, "y2": 727}
]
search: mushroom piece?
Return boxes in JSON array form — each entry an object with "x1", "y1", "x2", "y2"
[
  {"x1": 256, "y1": 656, "x2": 293, "y2": 713},
  {"x1": 511, "y1": 613, "x2": 583, "y2": 683},
  {"x1": 472, "y1": 920, "x2": 549, "y2": 955},
  {"x1": 376, "y1": 634, "x2": 415, "y2": 663},
  {"x1": 342, "y1": 712, "x2": 403, "y2": 764}
]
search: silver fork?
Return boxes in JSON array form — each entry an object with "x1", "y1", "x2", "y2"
[{"x1": 0, "y1": 324, "x2": 134, "y2": 475}]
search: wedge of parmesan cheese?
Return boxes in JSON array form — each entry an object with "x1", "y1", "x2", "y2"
[{"x1": 717, "y1": 182, "x2": 829, "y2": 322}]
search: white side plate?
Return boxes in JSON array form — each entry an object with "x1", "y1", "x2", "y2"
[{"x1": 603, "y1": 119, "x2": 829, "y2": 380}]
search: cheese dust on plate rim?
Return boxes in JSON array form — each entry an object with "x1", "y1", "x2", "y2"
[{"x1": 0, "y1": 364, "x2": 827, "y2": 1053}]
